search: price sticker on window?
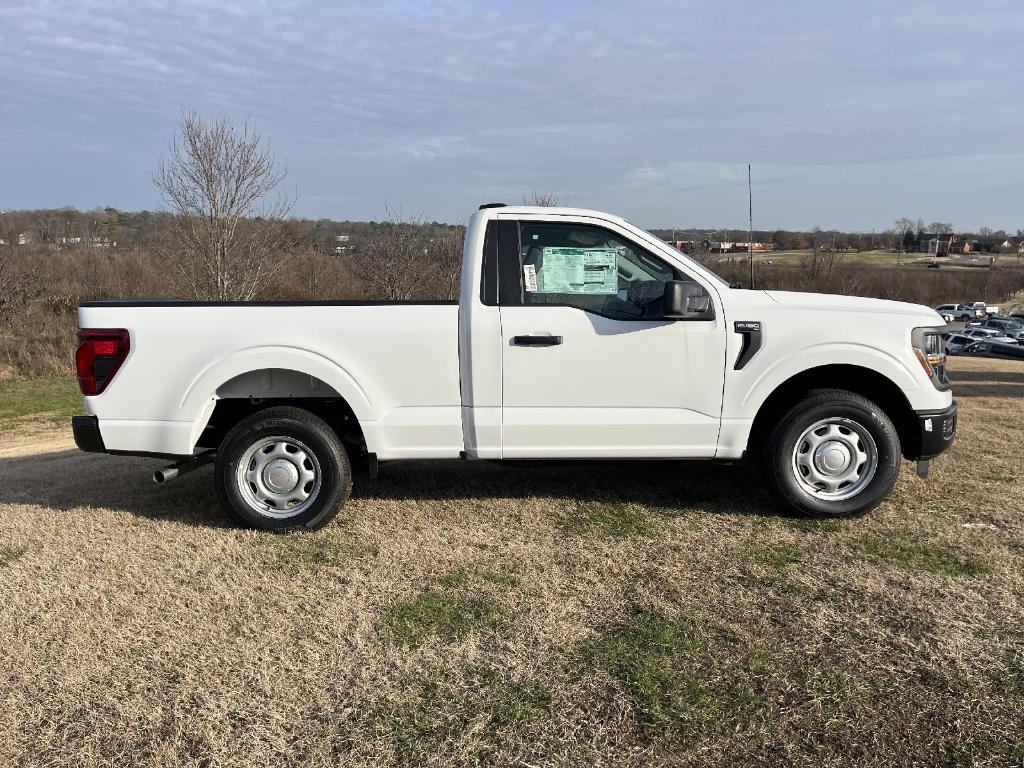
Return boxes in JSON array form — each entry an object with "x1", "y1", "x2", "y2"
[
  {"x1": 523, "y1": 263, "x2": 538, "y2": 292},
  {"x1": 535, "y1": 247, "x2": 617, "y2": 294}
]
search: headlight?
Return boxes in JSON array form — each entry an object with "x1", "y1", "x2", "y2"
[{"x1": 912, "y1": 327, "x2": 948, "y2": 386}]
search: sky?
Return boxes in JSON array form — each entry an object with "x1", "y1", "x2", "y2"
[{"x1": 1, "y1": 0, "x2": 1022, "y2": 231}]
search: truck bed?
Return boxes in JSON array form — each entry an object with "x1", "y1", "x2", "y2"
[{"x1": 78, "y1": 300, "x2": 463, "y2": 459}]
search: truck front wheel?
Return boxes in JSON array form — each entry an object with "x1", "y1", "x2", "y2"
[
  {"x1": 215, "y1": 406, "x2": 352, "y2": 532},
  {"x1": 762, "y1": 390, "x2": 901, "y2": 518}
]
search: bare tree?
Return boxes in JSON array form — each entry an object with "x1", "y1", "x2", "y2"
[
  {"x1": 0, "y1": 249, "x2": 40, "y2": 326},
  {"x1": 523, "y1": 191, "x2": 561, "y2": 207},
  {"x1": 430, "y1": 227, "x2": 464, "y2": 300},
  {"x1": 152, "y1": 111, "x2": 295, "y2": 300},
  {"x1": 349, "y1": 211, "x2": 463, "y2": 301}
]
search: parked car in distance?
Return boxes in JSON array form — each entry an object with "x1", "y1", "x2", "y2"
[
  {"x1": 961, "y1": 327, "x2": 1017, "y2": 345},
  {"x1": 982, "y1": 317, "x2": 1024, "y2": 341},
  {"x1": 934, "y1": 304, "x2": 974, "y2": 322},
  {"x1": 927, "y1": 262, "x2": 941, "y2": 269},
  {"x1": 960, "y1": 340, "x2": 1024, "y2": 361},
  {"x1": 944, "y1": 333, "x2": 975, "y2": 355},
  {"x1": 967, "y1": 301, "x2": 989, "y2": 317}
]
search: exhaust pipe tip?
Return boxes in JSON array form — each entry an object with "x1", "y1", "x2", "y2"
[
  {"x1": 152, "y1": 451, "x2": 215, "y2": 485},
  {"x1": 153, "y1": 468, "x2": 177, "y2": 484}
]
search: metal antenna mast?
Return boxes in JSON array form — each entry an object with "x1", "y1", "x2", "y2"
[{"x1": 748, "y1": 163, "x2": 755, "y2": 289}]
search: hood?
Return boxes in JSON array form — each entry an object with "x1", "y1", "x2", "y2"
[{"x1": 764, "y1": 290, "x2": 944, "y2": 324}]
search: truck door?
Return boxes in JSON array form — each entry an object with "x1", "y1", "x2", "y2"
[{"x1": 497, "y1": 215, "x2": 727, "y2": 458}]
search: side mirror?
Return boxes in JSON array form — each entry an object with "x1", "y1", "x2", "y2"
[{"x1": 664, "y1": 280, "x2": 714, "y2": 320}]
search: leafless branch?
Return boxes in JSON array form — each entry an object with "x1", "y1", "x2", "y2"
[
  {"x1": 347, "y1": 209, "x2": 463, "y2": 301},
  {"x1": 0, "y1": 248, "x2": 41, "y2": 326},
  {"x1": 152, "y1": 111, "x2": 296, "y2": 300},
  {"x1": 522, "y1": 191, "x2": 561, "y2": 207}
]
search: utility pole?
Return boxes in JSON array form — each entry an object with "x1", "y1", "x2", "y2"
[{"x1": 748, "y1": 164, "x2": 755, "y2": 289}]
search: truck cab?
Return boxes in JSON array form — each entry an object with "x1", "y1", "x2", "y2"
[{"x1": 73, "y1": 204, "x2": 956, "y2": 531}]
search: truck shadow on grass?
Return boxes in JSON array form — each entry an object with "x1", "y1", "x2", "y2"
[
  {"x1": 356, "y1": 459, "x2": 775, "y2": 519},
  {"x1": 0, "y1": 449, "x2": 235, "y2": 528},
  {"x1": 0, "y1": 449, "x2": 779, "y2": 525}
]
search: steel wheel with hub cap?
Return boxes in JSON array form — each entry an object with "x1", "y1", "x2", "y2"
[
  {"x1": 215, "y1": 406, "x2": 351, "y2": 531},
  {"x1": 791, "y1": 418, "x2": 878, "y2": 500},
  {"x1": 763, "y1": 389, "x2": 901, "y2": 518},
  {"x1": 237, "y1": 436, "x2": 321, "y2": 518}
]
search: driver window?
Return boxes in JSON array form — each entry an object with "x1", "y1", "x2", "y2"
[{"x1": 518, "y1": 222, "x2": 679, "y2": 320}]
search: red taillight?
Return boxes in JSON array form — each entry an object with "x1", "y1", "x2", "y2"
[{"x1": 76, "y1": 328, "x2": 130, "y2": 396}]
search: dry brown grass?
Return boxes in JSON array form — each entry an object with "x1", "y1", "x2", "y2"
[{"x1": 1, "y1": 357, "x2": 1023, "y2": 766}]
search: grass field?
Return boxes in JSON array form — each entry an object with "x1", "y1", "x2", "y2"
[
  {"x1": 1, "y1": 358, "x2": 1022, "y2": 766},
  {"x1": 0, "y1": 376, "x2": 81, "y2": 429},
  {"x1": 732, "y1": 249, "x2": 1004, "y2": 271}
]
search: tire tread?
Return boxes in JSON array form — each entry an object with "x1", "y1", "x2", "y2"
[
  {"x1": 761, "y1": 389, "x2": 901, "y2": 519},
  {"x1": 215, "y1": 406, "x2": 351, "y2": 532}
]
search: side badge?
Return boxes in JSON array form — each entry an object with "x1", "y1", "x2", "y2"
[{"x1": 733, "y1": 321, "x2": 763, "y2": 370}]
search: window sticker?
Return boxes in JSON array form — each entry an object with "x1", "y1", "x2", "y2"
[
  {"x1": 523, "y1": 263, "x2": 538, "y2": 292},
  {"x1": 536, "y1": 247, "x2": 618, "y2": 294}
]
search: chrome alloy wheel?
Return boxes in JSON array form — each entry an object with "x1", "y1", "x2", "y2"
[
  {"x1": 790, "y1": 418, "x2": 878, "y2": 501},
  {"x1": 236, "y1": 436, "x2": 321, "y2": 518}
]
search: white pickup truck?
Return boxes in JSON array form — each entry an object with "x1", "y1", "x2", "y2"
[{"x1": 73, "y1": 204, "x2": 956, "y2": 531}]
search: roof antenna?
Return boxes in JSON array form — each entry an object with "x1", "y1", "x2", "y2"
[{"x1": 748, "y1": 163, "x2": 755, "y2": 290}]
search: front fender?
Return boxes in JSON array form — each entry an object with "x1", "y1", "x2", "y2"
[{"x1": 737, "y1": 341, "x2": 931, "y2": 417}]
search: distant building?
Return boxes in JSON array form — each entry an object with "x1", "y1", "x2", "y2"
[
  {"x1": 917, "y1": 233, "x2": 955, "y2": 255},
  {"x1": 709, "y1": 241, "x2": 773, "y2": 254},
  {"x1": 957, "y1": 237, "x2": 1015, "y2": 254},
  {"x1": 666, "y1": 239, "x2": 698, "y2": 253},
  {"x1": 332, "y1": 234, "x2": 352, "y2": 254},
  {"x1": 731, "y1": 241, "x2": 774, "y2": 253},
  {"x1": 55, "y1": 235, "x2": 114, "y2": 248},
  {"x1": 666, "y1": 238, "x2": 773, "y2": 254}
]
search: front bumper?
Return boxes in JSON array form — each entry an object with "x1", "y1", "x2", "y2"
[
  {"x1": 72, "y1": 415, "x2": 107, "y2": 454},
  {"x1": 915, "y1": 401, "x2": 957, "y2": 460}
]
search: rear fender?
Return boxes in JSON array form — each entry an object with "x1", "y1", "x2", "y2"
[{"x1": 180, "y1": 346, "x2": 374, "y2": 450}]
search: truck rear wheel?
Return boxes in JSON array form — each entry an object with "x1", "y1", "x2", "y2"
[
  {"x1": 761, "y1": 390, "x2": 901, "y2": 518},
  {"x1": 215, "y1": 406, "x2": 351, "y2": 532}
]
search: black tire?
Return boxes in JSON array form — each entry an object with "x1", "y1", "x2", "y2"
[
  {"x1": 215, "y1": 406, "x2": 351, "y2": 532},
  {"x1": 761, "y1": 390, "x2": 901, "y2": 518}
]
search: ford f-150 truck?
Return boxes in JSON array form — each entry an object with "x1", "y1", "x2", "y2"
[{"x1": 72, "y1": 204, "x2": 956, "y2": 531}]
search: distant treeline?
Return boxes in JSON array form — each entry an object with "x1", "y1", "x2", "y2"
[
  {"x1": 0, "y1": 206, "x2": 460, "y2": 254},
  {"x1": 3, "y1": 206, "x2": 1021, "y2": 254}
]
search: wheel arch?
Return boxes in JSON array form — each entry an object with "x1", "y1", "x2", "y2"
[
  {"x1": 746, "y1": 364, "x2": 920, "y2": 460},
  {"x1": 189, "y1": 364, "x2": 371, "y2": 460}
]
